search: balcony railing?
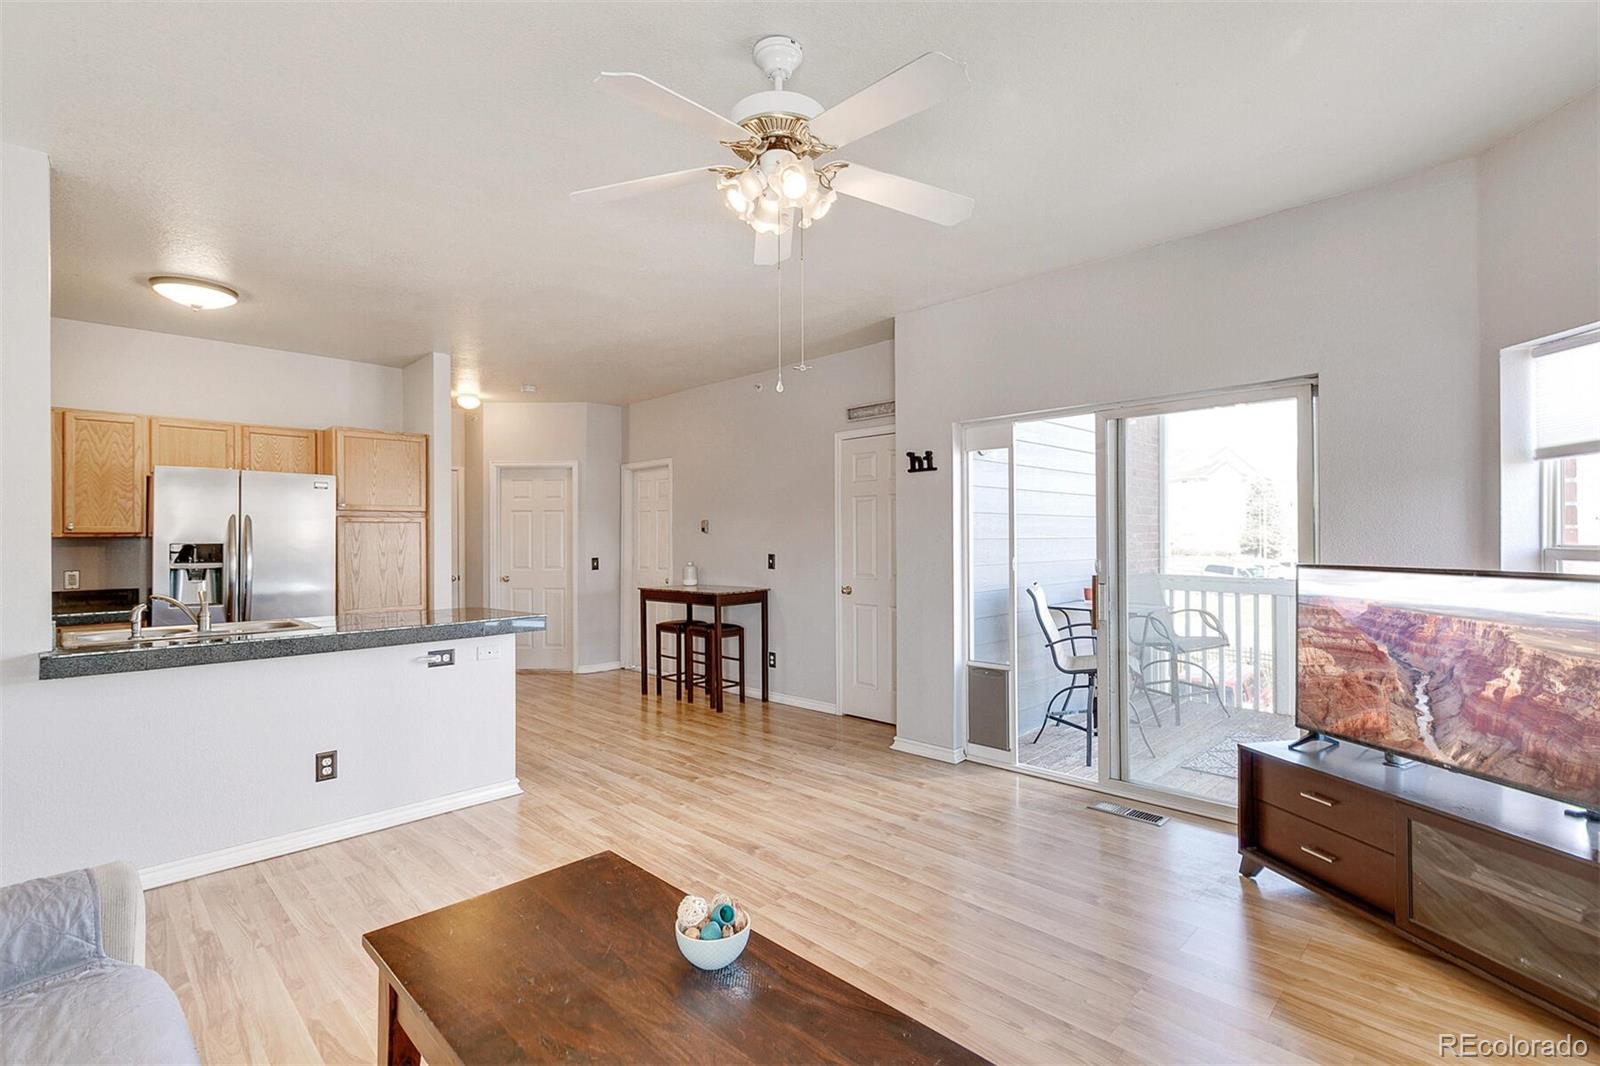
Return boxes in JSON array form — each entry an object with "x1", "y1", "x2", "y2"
[{"x1": 1153, "y1": 573, "x2": 1297, "y2": 715}]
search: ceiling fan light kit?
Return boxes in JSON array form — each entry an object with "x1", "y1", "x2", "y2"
[{"x1": 572, "y1": 34, "x2": 974, "y2": 391}]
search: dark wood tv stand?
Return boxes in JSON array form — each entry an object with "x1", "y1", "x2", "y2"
[{"x1": 1238, "y1": 741, "x2": 1598, "y2": 1034}]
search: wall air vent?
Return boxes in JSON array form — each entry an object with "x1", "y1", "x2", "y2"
[{"x1": 1088, "y1": 801, "x2": 1169, "y2": 826}]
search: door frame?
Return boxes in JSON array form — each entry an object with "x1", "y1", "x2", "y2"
[
  {"x1": 488, "y1": 459, "x2": 580, "y2": 673},
  {"x1": 619, "y1": 458, "x2": 674, "y2": 671},
  {"x1": 450, "y1": 465, "x2": 465, "y2": 609},
  {"x1": 834, "y1": 425, "x2": 895, "y2": 721}
]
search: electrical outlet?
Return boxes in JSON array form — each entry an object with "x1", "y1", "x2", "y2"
[
  {"x1": 476, "y1": 645, "x2": 503, "y2": 661},
  {"x1": 591, "y1": 557, "x2": 599, "y2": 571},
  {"x1": 767, "y1": 553, "x2": 775, "y2": 570},
  {"x1": 768, "y1": 651, "x2": 777, "y2": 669},
  {"x1": 315, "y1": 750, "x2": 337, "y2": 782},
  {"x1": 63, "y1": 570, "x2": 80, "y2": 589}
]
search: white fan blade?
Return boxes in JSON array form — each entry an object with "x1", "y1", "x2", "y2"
[
  {"x1": 594, "y1": 72, "x2": 751, "y2": 142},
  {"x1": 829, "y1": 164, "x2": 973, "y2": 226},
  {"x1": 570, "y1": 165, "x2": 719, "y2": 205},
  {"x1": 754, "y1": 230, "x2": 793, "y2": 266},
  {"x1": 807, "y1": 53, "x2": 969, "y2": 148}
]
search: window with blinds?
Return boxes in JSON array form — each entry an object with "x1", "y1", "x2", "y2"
[{"x1": 1533, "y1": 332, "x2": 1600, "y2": 573}]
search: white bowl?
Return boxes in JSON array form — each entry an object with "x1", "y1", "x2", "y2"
[{"x1": 675, "y1": 922, "x2": 750, "y2": 970}]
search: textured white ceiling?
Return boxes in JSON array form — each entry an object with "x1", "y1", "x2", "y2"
[{"x1": 3, "y1": 3, "x2": 1595, "y2": 404}]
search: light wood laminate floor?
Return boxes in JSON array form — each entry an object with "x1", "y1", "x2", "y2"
[{"x1": 146, "y1": 671, "x2": 1589, "y2": 1064}]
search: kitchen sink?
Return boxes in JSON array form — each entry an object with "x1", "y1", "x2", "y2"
[{"x1": 57, "y1": 617, "x2": 322, "y2": 651}]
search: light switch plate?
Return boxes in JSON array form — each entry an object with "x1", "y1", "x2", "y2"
[{"x1": 477, "y1": 645, "x2": 503, "y2": 661}]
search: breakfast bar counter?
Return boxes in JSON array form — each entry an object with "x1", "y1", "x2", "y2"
[{"x1": 40, "y1": 607, "x2": 546, "y2": 680}]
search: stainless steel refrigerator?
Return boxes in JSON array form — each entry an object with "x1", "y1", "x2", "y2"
[{"x1": 150, "y1": 466, "x2": 337, "y2": 625}]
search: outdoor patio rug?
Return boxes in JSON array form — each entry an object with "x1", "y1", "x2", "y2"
[{"x1": 1181, "y1": 732, "x2": 1291, "y2": 778}]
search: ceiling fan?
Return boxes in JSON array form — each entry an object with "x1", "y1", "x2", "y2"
[{"x1": 570, "y1": 35, "x2": 974, "y2": 265}]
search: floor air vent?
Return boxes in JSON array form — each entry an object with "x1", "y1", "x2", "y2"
[{"x1": 1088, "y1": 801, "x2": 1169, "y2": 826}]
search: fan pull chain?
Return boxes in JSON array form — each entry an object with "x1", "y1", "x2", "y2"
[
  {"x1": 794, "y1": 226, "x2": 809, "y2": 371},
  {"x1": 775, "y1": 256, "x2": 785, "y2": 394}
]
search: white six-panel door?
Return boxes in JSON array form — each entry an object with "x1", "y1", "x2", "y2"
[
  {"x1": 499, "y1": 466, "x2": 573, "y2": 671},
  {"x1": 628, "y1": 464, "x2": 673, "y2": 671},
  {"x1": 837, "y1": 433, "x2": 896, "y2": 722}
]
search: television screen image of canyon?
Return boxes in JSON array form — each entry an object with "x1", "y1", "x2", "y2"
[{"x1": 1296, "y1": 567, "x2": 1600, "y2": 809}]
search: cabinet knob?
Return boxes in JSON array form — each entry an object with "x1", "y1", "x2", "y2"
[
  {"x1": 66, "y1": 522, "x2": 75, "y2": 531},
  {"x1": 841, "y1": 584, "x2": 853, "y2": 595}
]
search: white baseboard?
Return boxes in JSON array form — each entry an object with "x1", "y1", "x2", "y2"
[
  {"x1": 890, "y1": 736, "x2": 966, "y2": 764},
  {"x1": 575, "y1": 661, "x2": 622, "y2": 674},
  {"x1": 765, "y1": 691, "x2": 838, "y2": 715},
  {"x1": 138, "y1": 778, "x2": 524, "y2": 890}
]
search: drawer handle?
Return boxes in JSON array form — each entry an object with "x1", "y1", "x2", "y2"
[
  {"x1": 1298, "y1": 791, "x2": 1337, "y2": 807},
  {"x1": 1299, "y1": 845, "x2": 1338, "y2": 864}
]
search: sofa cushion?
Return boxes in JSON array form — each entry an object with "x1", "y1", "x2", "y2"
[
  {"x1": 0, "y1": 959, "x2": 199, "y2": 1066},
  {"x1": 0, "y1": 869, "x2": 101, "y2": 997}
]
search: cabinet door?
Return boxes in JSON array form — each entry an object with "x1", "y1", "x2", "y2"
[
  {"x1": 149, "y1": 417, "x2": 237, "y2": 470},
  {"x1": 60, "y1": 409, "x2": 147, "y2": 535},
  {"x1": 333, "y1": 429, "x2": 427, "y2": 512},
  {"x1": 337, "y1": 515, "x2": 428, "y2": 613},
  {"x1": 241, "y1": 425, "x2": 319, "y2": 474}
]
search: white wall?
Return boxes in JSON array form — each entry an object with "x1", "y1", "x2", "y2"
[
  {"x1": 1479, "y1": 90, "x2": 1600, "y2": 568},
  {"x1": 52, "y1": 318, "x2": 404, "y2": 430},
  {"x1": 1, "y1": 145, "x2": 56, "y2": 880},
  {"x1": 894, "y1": 160, "x2": 1484, "y2": 754},
  {"x1": 464, "y1": 402, "x2": 623, "y2": 670},
  {"x1": 404, "y1": 351, "x2": 453, "y2": 610},
  {"x1": 626, "y1": 341, "x2": 896, "y2": 709},
  {"x1": 5, "y1": 636, "x2": 516, "y2": 884}
]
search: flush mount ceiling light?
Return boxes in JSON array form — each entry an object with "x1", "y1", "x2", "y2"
[
  {"x1": 520, "y1": 384, "x2": 538, "y2": 394},
  {"x1": 455, "y1": 392, "x2": 482, "y2": 410},
  {"x1": 148, "y1": 275, "x2": 238, "y2": 311}
]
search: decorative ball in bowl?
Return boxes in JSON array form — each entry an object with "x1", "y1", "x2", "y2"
[{"x1": 675, "y1": 892, "x2": 751, "y2": 971}]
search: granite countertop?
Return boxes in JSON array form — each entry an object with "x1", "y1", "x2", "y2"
[{"x1": 39, "y1": 607, "x2": 546, "y2": 680}]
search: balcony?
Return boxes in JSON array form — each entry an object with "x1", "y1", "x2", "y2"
[{"x1": 1021, "y1": 572, "x2": 1302, "y2": 800}]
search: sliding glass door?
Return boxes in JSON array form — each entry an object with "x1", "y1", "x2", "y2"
[
  {"x1": 959, "y1": 380, "x2": 1315, "y2": 814},
  {"x1": 1101, "y1": 384, "x2": 1316, "y2": 807}
]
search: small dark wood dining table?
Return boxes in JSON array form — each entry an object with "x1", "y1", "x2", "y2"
[
  {"x1": 363, "y1": 851, "x2": 986, "y2": 1065},
  {"x1": 639, "y1": 584, "x2": 769, "y2": 709}
]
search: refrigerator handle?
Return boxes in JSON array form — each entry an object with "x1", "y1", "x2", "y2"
[
  {"x1": 242, "y1": 513, "x2": 255, "y2": 621},
  {"x1": 225, "y1": 513, "x2": 239, "y2": 622}
]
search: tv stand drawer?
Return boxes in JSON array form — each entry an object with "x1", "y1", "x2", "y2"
[
  {"x1": 1257, "y1": 803, "x2": 1396, "y2": 914},
  {"x1": 1254, "y1": 755, "x2": 1394, "y2": 852}
]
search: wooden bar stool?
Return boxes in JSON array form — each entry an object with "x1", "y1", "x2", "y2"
[
  {"x1": 685, "y1": 621, "x2": 745, "y2": 709},
  {"x1": 654, "y1": 619, "x2": 694, "y2": 699}
]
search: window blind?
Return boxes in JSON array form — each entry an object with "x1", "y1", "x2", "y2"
[{"x1": 1533, "y1": 340, "x2": 1600, "y2": 460}]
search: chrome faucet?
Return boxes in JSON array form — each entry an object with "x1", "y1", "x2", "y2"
[{"x1": 134, "y1": 586, "x2": 212, "y2": 637}]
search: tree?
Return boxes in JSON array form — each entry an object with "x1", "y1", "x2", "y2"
[{"x1": 1240, "y1": 477, "x2": 1284, "y2": 559}]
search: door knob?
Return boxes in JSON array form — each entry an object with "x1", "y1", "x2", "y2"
[
  {"x1": 500, "y1": 575, "x2": 510, "y2": 582},
  {"x1": 841, "y1": 585, "x2": 853, "y2": 595}
]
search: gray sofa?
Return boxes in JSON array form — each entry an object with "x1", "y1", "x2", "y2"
[{"x1": 0, "y1": 862, "x2": 198, "y2": 1065}]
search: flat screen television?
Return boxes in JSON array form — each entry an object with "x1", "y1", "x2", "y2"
[{"x1": 1296, "y1": 565, "x2": 1600, "y2": 811}]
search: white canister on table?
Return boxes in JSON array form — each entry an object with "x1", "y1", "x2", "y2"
[{"x1": 682, "y1": 562, "x2": 699, "y2": 587}]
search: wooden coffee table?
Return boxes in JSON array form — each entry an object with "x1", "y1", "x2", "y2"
[{"x1": 363, "y1": 851, "x2": 985, "y2": 1065}]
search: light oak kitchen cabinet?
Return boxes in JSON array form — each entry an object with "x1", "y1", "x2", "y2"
[
  {"x1": 148, "y1": 416, "x2": 238, "y2": 470},
  {"x1": 240, "y1": 424, "x2": 320, "y2": 474},
  {"x1": 53, "y1": 408, "x2": 148, "y2": 535},
  {"x1": 336, "y1": 514, "x2": 428, "y2": 614},
  {"x1": 323, "y1": 427, "x2": 431, "y2": 612},
  {"x1": 324, "y1": 427, "x2": 427, "y2": 512}
]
